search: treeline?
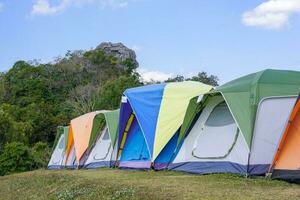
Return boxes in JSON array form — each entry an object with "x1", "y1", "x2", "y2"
[{"x1": 0, "y1": 45, "x2": 218, "y2": 175}]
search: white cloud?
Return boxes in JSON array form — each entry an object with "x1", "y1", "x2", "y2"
[
  {"x1": 31, "y1": 0, "x2": 71, "y2": 15},
  {"x1": 138, "y1": 68, "x2": 173, "y2": 83},
  {"x1": 31, "y1": 0, "x2": 131, "y2": 16},
  {"x1": 131, "y1": 45, "x2": 142, "y2": 52},
  {"x1": 0, "y1": 2, "x2": 4, "y2": 12},
  {"x1": 242, "y1": 0, "x2": 300, "y2": 29}
]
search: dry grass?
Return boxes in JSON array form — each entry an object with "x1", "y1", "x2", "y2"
[{"x1": 0, "y1": 169, "x2": 300, "y2": 200}]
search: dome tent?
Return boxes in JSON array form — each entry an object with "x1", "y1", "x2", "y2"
[
  {"x1": 169, "y1": 69, "x2": 300, "y2": 175},
  {"x1": 84, "y1": 109, "x2": 119, "y2": 168},
  {"x1": 63, "y1": 110, "x2": 119, "y2": 168},
  {"x1": 48, "y1": 126, "x2": 69, "y2": 169},
  {"x1": 116, "y1": 81, "x2": 213, "y2": 169}
]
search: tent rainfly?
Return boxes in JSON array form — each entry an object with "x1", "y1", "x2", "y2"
[
  {"x1": 64, "y1": 110, "x2": 119, "y2": 168},
  {"x1": 116, "y1": 81, "x2": 213, "y2": 169},
  {"x1": 271, "y1": 96, "x2": 300, "y2": 182},
  {"x1": 48, "y1": 126, "x2": 69, "y2": 169},
  {"x1": 84, "y1": 109, "x2": 119, "y2": 168},
  {"x1": 169, "y1": 69, "x2": 300, "y2": 176}
]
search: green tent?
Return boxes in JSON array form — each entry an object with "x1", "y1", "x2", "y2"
[{"x1": 171, "y1": 69, "x2": 300, "y2": 175}]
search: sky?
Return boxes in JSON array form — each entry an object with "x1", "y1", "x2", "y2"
[{"x1": 0, "y1": 0, "x2": 300, "y2": 84}]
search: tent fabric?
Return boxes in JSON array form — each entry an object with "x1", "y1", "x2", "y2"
[
  {"x1": 89, "y1": 114, "x2": 106, "y2": 149},
  {"x1": 84, "y1": 127, "x2": 114, "y2": 168},
  {"x1": 71, "y1": 111, "x2": 100, "y2": 162},
  {"x1": 173, "y1": 69, "x2": 300, "y2": 175},
  {"x1": 52, "y1": 126, "x2": 64, "y2": 152},
  {"x1": 65, "y1": 126, "x2": 74, "y2": 165},
  {"x1": 153, "y1": 131, "x2": 179, "y2": 170},
  {"x1": 153, "y1": 81, "x2": 213, "y2": 160},
  {"x1": 248, "y1": 97, "x2": 297, "y2": 174},
  {"x1": 48, "y1": 126, "x2": 69, "y2": 169},
  {"x1": 104, "y1": 109, "x2": 120, "y2": 147},
  {"x1": 122, "y1": 84, "x2": 166, "y2": 156},
  {"x1": 48, "y1": 134, "x2": 66, "y2": 169},
  {"x1": 169, "y1": 95, "x2": 249, "y2": 174},
  {"x1": 117, "y1": 81, "x2": 213, "y2": 168},
  {"x1": 60, "y1": 110, "x2": 119, "y2": 169},
  {"x1": 81, "y1": 110, "x2": 119, "y2": 168},
  {"x1": 65, "y1": 144, "x2": 77, "y2": 169},
  {"x1": 271, "y1": 97, "x2": 300, "y2": 182},
  {"x1": 179, "y1": 69, "x2": 300, "y2": 149},
  {"x1": 119, "y1": 117, "x2": 151, "y2": 169}
]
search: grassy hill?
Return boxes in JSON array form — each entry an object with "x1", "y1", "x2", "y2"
[{"x1": 0, "y1": 169, "x2": 300, "y2": 200}]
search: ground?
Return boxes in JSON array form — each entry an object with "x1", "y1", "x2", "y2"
[{"x1": 0, "y1": 169, "x2": 299, "y2": 200}]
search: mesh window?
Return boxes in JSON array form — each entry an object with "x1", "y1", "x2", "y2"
[
  {"x1": 102, "y1": 128, "x2": 110, "y2": 140},
  {"x1": 205, "y1": 102, "x2": 235, "y2": 127}
]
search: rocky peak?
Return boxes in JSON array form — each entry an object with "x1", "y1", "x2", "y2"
[{"x1": 96, "y1": 42, "x2": 139, "y2": 68}]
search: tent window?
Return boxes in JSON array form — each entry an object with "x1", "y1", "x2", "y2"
[
  {"x1": 58, "y1": 136, "x2": 65, "y2": 149},
  {"x1": 192, "y1": 100, "x2": 238, "y2": 159},
  {"x1": 205, "y1": 102, "x2": 234, "y2": 127},
  {"x1": 102, "y1": 128, "x2": 110, "y2": 140}
]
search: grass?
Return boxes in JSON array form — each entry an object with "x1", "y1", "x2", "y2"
[{"x1": 0, "y1": 169, "x2": 300, "y2": 200}]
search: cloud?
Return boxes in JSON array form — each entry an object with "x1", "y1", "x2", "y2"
[
  {"x1": 31, "y1": 0, "x2": 131, "y2": 16},
  {"x1": 138, "y1": 68, "x2": 173, "y2": 83},
  {"x1": 131, "y1": 45, "x2": 142, "y2": 52},
  {"x1": 242, "y1": 0, "x2": 300, "y2": 29}
]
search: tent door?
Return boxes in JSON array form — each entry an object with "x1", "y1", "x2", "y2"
[
  {"x1": 93, "y1": 128, "x2": 112, "y2": 160},
  {"x1": 51, "y1": 135, "x2": 65, "y2": 165},
  {"x1": 192, "y1": 102, "x2": 239, "y2": 159}
]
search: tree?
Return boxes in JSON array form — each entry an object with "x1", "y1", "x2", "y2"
[
  {"x1": 165, "y1": 71, "x2": 219, "y2": 86},
  {"x1": 165, "y1": 75, "x2": 185, "y2": 83},
  {"x1": 96, "y1": 75, "x2": 142, "y2": 110},
  {"x1": 187, "y1": 72, "x2": 219, "y2": 86},
  {"x1": 0, "y1": 142, "x2": 34, "y2": 176}
]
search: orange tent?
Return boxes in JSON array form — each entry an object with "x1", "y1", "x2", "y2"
[
  {"x1": 65, "y1": 112, "x2": 100, "y2": 165},
  {"x1": 271, "y1": 96, "x2": 300, "y2": 182}
]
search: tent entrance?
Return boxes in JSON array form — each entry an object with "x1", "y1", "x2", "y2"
[
  {"x1": 119, "y1": 117, "x2": 150, "y2": 163},
  {"x1": 249, "y1": 96, "x2": 297, "y2": 175},
  {"x1": 192, "y1": 102, "x2": 239, "y2": 159},
  {"x1": 49, "y1": 134, "x2": 66, "y2": 166},
  {"x1": 92, "y1": 127, "x2": 112, "y2": 161}
]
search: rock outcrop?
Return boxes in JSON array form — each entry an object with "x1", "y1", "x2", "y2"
[{"x1": 96, "y1": 42, "x2": 139, "y2": 68}]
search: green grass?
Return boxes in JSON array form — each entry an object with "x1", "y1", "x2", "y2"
[{"x1": 0, "y1": 169, "x2": 300, "y2": 200}]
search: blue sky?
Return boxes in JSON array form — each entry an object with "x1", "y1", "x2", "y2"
[{"x1": 0, "y1": 0, "x2": 300, "y2": 83}]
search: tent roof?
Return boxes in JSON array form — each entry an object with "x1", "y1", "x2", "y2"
[
  {"x1": 124, "y1": 83, "x2": 166, "y2": 157},
  {"x1": 123, "y1": 81, "x2": 213, "y2": 160},
  {"x1": 152, "y1": 81, "x2": 213, "y2": 160},
  {"x1": 179, "y1": 69, "x2": 300, "y2": 148},
  {"x1": 71, "y1": 112, "x2": 100, "y2": 162}
]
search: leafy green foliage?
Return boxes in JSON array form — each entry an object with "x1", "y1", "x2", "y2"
[
  {"x1": 0, "y1": 142, "x2": 34, "y2": 176},
  {"x1": 0, "y1": 47, "x2": 141, "y2": 175},
  {"x1": 31, "y1": 142, "x2": 51, "y2": 169},
  {"x1": 166, "y1": 71, "x2": 219, "y2": 86},
  {"x1": 96, "y1": 75, "x2": 142, "y2": 110}
]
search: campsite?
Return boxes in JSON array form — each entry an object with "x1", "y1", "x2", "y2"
[{"x1": 1, "y1": 1, "x2": 300, "y2": 199}]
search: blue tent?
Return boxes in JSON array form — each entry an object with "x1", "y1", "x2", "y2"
[{"x1": 116, "y1": 82, "x2": 213, "y2": 169}]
